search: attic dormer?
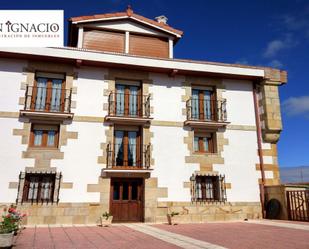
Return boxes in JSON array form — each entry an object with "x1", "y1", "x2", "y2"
[{"x1": 68, "y1": 6, "x2": 183, "y2": 58}]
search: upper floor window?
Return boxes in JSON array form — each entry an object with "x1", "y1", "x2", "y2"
[
  {"x1": 107, "y1": 80, "x2": 152, "y2": 119},
  {"x1": 22, "y1": 173, "x2": 56, "y2": 203},
  {"x1": 194, "y1": 132, "x2": 215, "y2": 153},
  {"x1": 114, "y1": 129, "x2": 141, "y2": 167},
  {"x1": 30, "y1": 72, "x2": 65, "y2": 113},
  {"x1": 191, "y1": 174, "x2": 226, "y2": 202},
  {"x1": 29, "y1": 124, "x2": 59, "y2": 148},
  {"x1": 115, "y1": 83, "x2": 141, "y2": 117},
  {"x1": 191, "y1": 88, "x2": 216, "y2": 121}
]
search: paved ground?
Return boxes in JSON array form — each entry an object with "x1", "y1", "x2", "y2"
[
  {"x1": 13, "y1": 226, "x2": 179, "y2": 249},
  {"x1": 154, "y1": 221, "x2": 309, "y2": 249},
  {"x1": 13, "y1": 220, "x2": 309, "y2": 249}
]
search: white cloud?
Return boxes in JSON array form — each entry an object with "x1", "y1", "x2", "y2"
[
  {"x1": 263, "y1": 34, "x2": 297, "y2": 58},
  {"x1": 268, "y1": 59, "x2": 283, "y2": 68},
  {"x1": 282, "y1": 96, "x2": 309, "y2": 117}
]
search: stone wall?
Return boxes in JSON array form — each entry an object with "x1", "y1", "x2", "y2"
[
  {"x1": 0, "y1": 201, "x2": 261, "y2": 225},
  {"x1": 154, "y1": 201, "x2": 261, "y2": 223}
]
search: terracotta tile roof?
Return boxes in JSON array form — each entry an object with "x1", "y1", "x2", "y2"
[{"x1": 70, "y1": 6, "x2": 183, "y2": 36}]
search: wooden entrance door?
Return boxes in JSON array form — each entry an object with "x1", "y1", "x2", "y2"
[{"x1": 110, "y1": 178, "x2": 144, "y2": 222}]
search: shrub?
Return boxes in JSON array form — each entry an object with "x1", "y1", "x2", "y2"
[
  {"x1": 0, "y1": 206, "x2": 26, "y2": 234},
  {"x1": 102, "y1": 212, "x2": 111, "y2": 220}
]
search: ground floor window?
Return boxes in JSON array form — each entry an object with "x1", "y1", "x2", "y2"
[
  {"x1": 190, "y1": 174, "x2": 226, "y2": 202},
  {"x1": 17, "y1": 172, "x2": 61, "y2": 204}
]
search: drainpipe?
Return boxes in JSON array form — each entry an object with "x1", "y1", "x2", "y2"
[{"x1": 253, "y1": 82, "x2": 266, "y2": 219}]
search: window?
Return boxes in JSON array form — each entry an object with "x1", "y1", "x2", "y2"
[
  {"x1": 31, "y1": 72, "x2": 65, "y2": 112},
  {"x1": 114, "y1": 129, "x2": 141, "y2": 167},
  {"x1": 191, "y1": 88, "x2": 216, "y2": 120},
  {"x1": 194, "y1": 133, "x2": 215, "y2": 153},
  {"x1": 191, "y1": 174, "x2": 226, "y2": 202},
  {"x1": 114, "y1": 81, "x2": 141, "y2": 117},
  {"x1": 30, "y1": 124, "x2": 59, "y2": 148},
  {"x1": 22, "y1": 173, "x2": 56, "y2": 203}
]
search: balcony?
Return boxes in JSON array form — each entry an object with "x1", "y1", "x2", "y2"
[
  {"x1": 20, "y1": 85, "x2": 73, "y2": 120},
  {"x1": 102, "y1": 143, "x2": 152, "y2": 177},
  {"x1": 184, "y1": 98, "x2": 229, "y2": 129},
  {"x1": 105, "y1": 92, "x2": 152, "y2": 125}
]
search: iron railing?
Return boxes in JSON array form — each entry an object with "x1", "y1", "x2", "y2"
[
  {"x1": 190, "y1": 174, "x2": 227, "y2": 203},
  {"x1": 24, "y1": 85, "x2": 72, "y2": 113},
  {"x1": 106, "y1": 143, "x2": 151, "y2": 169},
  {"x1": 186, "y1": 98, "x2": 227, "y2": 122},
  {"x1": 108, "y1": 92, "x2": 151, "y2": 118}
]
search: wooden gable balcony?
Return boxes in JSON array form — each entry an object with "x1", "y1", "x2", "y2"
[
  {"x1": 20, "y1": 85, "x2": 73, "y2": 120},
  {"x1": 105, "y1": 91, "x2": 152, "y2": 125},
  {"x1": 184, "y1": 98, "x2": 229, "y2": 128}
]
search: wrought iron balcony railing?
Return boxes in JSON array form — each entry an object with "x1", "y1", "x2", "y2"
[
  {"x1": 24, "y1": 85, "x2": 72, "y2": 113},
  {"x1": 108, "y1": 92, "x2": 151, "y2": 118},
  {"x1": 186, "y1": 98, "x2": 227, "y2": 122},
  {"x1": 106, "y1": 143, "x2": 151, "y2": 169}
]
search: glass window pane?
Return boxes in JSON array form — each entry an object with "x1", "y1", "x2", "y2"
[
  {"x1": 203, "y1": 137, "x2": 209, "y2": 152},
  {"x1": 122, "y1": 182, "x2": 128, "y2": 200},
  {"x1": 34, "y1": 130, "x2": 43, "y2": 146},
  {"x1": 203, "y1": 91, "x2": 212, "y2": 120},
  {"x1": 41, "y1": 176, "x2": 52, "y2": 200},
  {"x1": 113, "y1": 182, "x2": 120, "y2": 200},
  {"x1": 115, "y1": 131, "x2": 124, "y2": 166},
  {"x1": 50, "y1": 79, "x2": 62, "y2": 112},
  {"x1": 35, "y1": 78, "x2": 47, "y2": 111},
  {"x1": 205, "y1": 177, "x2": 213, "y2": 199},
  {"x1": 28, "y1": 176, "x2": 39, "y2": 200},
  {"x1": 194, "y1": 136, "x2": 199, "y2": 151},
  {"x1": 47, "y1": 131, "x2": 56, "y2": 146},
  {"x1": 116, "y1": 85, "x2": 125, "y2": 115},
  {"x1": 191, "y1": 90, "x2": 199, "y2": 119},
  {"x1": 131, "y1": 182, "x2": 138, "y2": 200},
  {"x1": 129, "y1": 86, "x2": 138, "y2": 116},
  {"x1": 128, "y1": 131, "x2": 137, "y2": 166}
]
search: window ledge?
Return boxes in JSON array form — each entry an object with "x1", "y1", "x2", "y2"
[
  {"x1": 192, "y1": 152, "x2": 219, "y2": 157},
  {"x1": 20, "y1": 110, "x2": 74, "y2": 120},
  {"x1": 27, "y1": 147, "x2": 60, "y2": 152},
  {"x1": 105, "y1": 115, "x2": 152, "y2": 125},
  {"x1": 184, "y1": 120, "x2": 230, "y2": 129},
  {"x1": 101, "y1": 168, "x2": 152, "y2": 178}
]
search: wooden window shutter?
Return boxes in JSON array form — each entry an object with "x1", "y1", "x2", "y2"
[
  {"x1": 129, "y1": 34, "x2": 169, "y2": 58},
  {"x1": 83, "y1": 29, "x2": 125, "y2": 53}
]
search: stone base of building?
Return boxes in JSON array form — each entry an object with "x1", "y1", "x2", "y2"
[
  {"x1": 151, "y1": 201, "x2": 262, "y2": 223},
  {"x1": 0, "y1": 202, "x2": 261, "y2": 225}
]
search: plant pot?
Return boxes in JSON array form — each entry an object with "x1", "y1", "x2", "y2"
[
  {"x1": 0, "y1": 232, "x2": 14, "y2": 248},
  {"x1": 100, "y1": 216, "x2": 113, "y2": 227}
]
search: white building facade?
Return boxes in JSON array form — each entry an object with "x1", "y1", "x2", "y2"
[{"x1": 0, "y1": 7, "x2": 286, "y2": 224}]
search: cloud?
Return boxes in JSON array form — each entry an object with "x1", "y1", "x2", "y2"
[
  {"x1": 268, "y1": 59, "x2": 283, "y2": 68},
  {"x1": 281, "y1": 14, "x2": 307, "y2": 31},
  {"x1": 263, "y1": 34, "x2": 297, "y2": 58},
  {"x1": 282, "y1": 96, "x2": 309, "y2": 117}
]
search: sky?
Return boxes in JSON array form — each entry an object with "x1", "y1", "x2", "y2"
[{"x1": 1, "y1": 0, "x2": 308, "y2": 168}]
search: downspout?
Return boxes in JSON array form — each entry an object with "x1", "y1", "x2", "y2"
[{"x1": 253, "y1": 82, "x2": 266, "y2": 218}]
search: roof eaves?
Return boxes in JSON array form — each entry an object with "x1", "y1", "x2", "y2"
[{"x1": 70, "y1": 12, "x2": 183, "y2": 37}]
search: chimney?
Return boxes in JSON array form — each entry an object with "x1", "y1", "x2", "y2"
[{"x1": 155, "y1": 15, "x2": 168, "y2": 24}]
